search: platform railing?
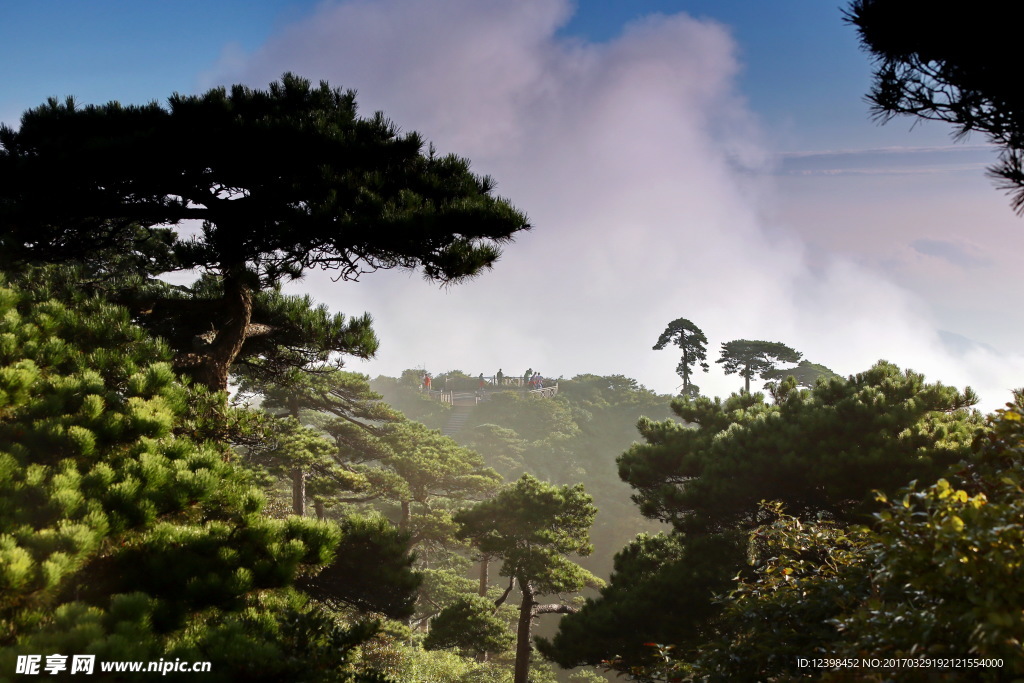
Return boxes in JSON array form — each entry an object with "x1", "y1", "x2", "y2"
[{"x1": 420, "y1": 376, "x2": 558, "y2": 400}]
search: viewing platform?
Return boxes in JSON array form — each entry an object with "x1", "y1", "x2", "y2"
[
  {"x1": 422, "y1": 375, "x2": 559, "y2": 406},
  {"x1": 421, "y1": 375, "x2": 558, "y2": 436}
]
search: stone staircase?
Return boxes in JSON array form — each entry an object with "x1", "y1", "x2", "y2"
[{"x1": 442, "y1": 393, "x2": 478, "y2": 436}]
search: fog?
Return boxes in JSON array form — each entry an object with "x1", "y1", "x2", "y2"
[{"x1": 205, "y1": 0, "x2": 1024, "y2": 410}]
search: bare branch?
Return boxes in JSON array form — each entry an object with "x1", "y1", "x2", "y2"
[
  {"x1": 493, "y1": 576, "x2": 515, "y2": 609},
  {"x1": 532, "y1": 603, "x2": 579, "y2": 617}
]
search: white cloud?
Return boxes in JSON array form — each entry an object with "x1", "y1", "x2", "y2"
[{"x1": 206, "y1": 0, "x2": 1024, "y2": 410}]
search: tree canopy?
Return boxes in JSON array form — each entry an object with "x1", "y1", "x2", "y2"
[
  {"x1": 652, "y1": 317, "x2": 709, "y2": 396},
  {"x1": 0, "y1": 280, "x2": 411, "y2": 680},
  {"x1": 846, "y1": 0, "x2": 1024, "y2": 212},
  {"x1": 0, "y1": 74, "x2": 530, "y2": 391},
  {"x1": 695, "y1": 397, "x2": 1024, "y2": 679},
  {"x1": 716, "y1": 339, "x2": 801, "y2": 393},
  {"x1": 456, "y1": 474, "x2": 600, "y2": 683},
  {"x1": 546, "y1": 361, "x2": 982, "y2": 673},
  {"x1": 763, "y1": 358, "x2": 842, "y2": 389},
  {"x1": 620, "y1": 361, "x2": 979, "y2": 533}
]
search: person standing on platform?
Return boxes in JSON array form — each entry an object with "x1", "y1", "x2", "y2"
[
  {"x1": 496, "y1": 368, "x2": 504, "y2": 386},
  {"x1": 524, "y1": 368, "x2": 532, "y2": 386}
]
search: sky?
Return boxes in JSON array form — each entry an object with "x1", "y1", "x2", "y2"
[{"x1": 3, "y1": 0, "x2": 1024, "y2": 409}]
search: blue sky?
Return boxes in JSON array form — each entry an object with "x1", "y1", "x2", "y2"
[
  {"x1": 1, "y1": 0, "x2": 950, "y2": 149},
  {"x1": 3, "y1": 0, "x2": 1022, "y2": 407}
]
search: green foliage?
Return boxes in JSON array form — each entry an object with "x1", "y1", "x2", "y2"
[
  {"x1": 652, "y1": 318, "x2": 709, "y2": 395},
  {"x1": 466, "y1": 391, "x2": 579, "y2": 444},
  {"x1": 256, "y1": 368, "x2": 402, "y2": 427},
  {"x1": 380, "y1": 421, "x2": 502, "y2": 534},
  {"x1": 628, "y1": 399, "x2": 1024, "y2": 680},
  {"x1": 298, "y1": 514, "x2": 421, "y2": 620},
  {"x1": 261, "y1": 416, "x2": 362, "y2": 482},
  {"x1": 457, "y1": 424, "x2": 528, "y2": 479},
  {"x1": 692, "y1": 503, "x2": 871, "y2": 680},
  {"x1": 846, "y1": 0, "x2": 1024, "y2": 212},
  {"x1": 175, "y1": 382, "x2": 275, "y2": 454},
  {"x1": 1, "y1": 590, "x2": 390, "y2": 682},
  {"x1": 424, "y1": 596, "x2": 515, "y2": 656},
  {"x1": 456, "y1": 474, "x2": 599, "y2": 595},
  {"x1": 370, "y1": 371, "x2": 452, "y2": 430},
  {"x1": 360, "y1": 641, "x2": 540, "y2": 683},
  {"x1": 0, "y1": 282, "x2": 406, "y2": 680},
  {"x1": 240, "y1": 367, "x2": 404, "y2": 517},
  {"x1": 243, "y1": 362, "x2": 504, "y2": 656},
  {"x1": 457, "y1": 474, "x2": 601, "y2": 683},
  {"x1": 696, "y1": 401, "x2": 1024, "y2": 680},
  {"x1": 545, "y1": 361, "x2": 982, "y2": 675},
  {"x1": 446, "y1": 373, "x2": 672, "y2": 585},
  {"x1": 164, "y1": 275, "x2": 380, "y2": 386},
  {"x1": 537, "y1": 532, "x2": 739, "y2": 670},
  {"x1": 233, "y1": 285, "x2": 379, "y2": 383},
  {"x1": 618, "y1": 360, "x2": 980, "y2": 533},
  {"x1": 763, "y1": 358, "x2": 842, "y2": 388}
]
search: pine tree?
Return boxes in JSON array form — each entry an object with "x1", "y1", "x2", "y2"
[
  {"x1": 455, "y1": 474, "x2": 601, "y2": 683},
  {"x1": 717, "y1": 339, "x2": 802, "y2": 393},
  {"x1": 846, "y1": 0, "x2": 1024, "y2": 212},
  {"x1": 652, "y1": 318, "x2": 709, "y2": 396},
  {"x1": 696, "y1": 398, "x2": 1024, "y2": 679},
  {"x1": 545, "y1": 361, "x2": 981, "y2": 673},
  {"x1": 142, "y1": 274, "x2": 381, "y2": 392},
  {"x1": 0, "y1": 281, "x2": 413, "y2": 680},
  {"x1": 621, "y1": 361, "x2": 979, "y2": 532},
  {"x1": 242, "y1": 366, "x2": 402, "y2": 517},
  {"x1": 380, "y1": 420, "x2": 502, "y2": 551},
  {"x1": 0, "y1": 74, "x2": 530, "y2": 392},
  {"x1": 243, "y1": 363, "x2": 504, "y2": 635}
]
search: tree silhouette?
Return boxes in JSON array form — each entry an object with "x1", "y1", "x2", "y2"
[
  {"x1": 846, "y1": 0, "x2": 1024, "y2": 212},
  {"x1": 717, "y1": 339, "x2": 801, "y2": 393},
  {"x1": 0, "y1": 74, "x2": 530, "y2": 391},
  {"x1": 653, "y1": 318, "x2": 709, "y2": 396}
]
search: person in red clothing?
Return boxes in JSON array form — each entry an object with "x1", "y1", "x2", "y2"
[{"x1": 423, "y1": 372, "x2": 432, "y2": 392}]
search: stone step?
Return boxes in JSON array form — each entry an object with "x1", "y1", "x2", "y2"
[{"x1": 442, "y1": 405, "x2": 476, "y2": 437}]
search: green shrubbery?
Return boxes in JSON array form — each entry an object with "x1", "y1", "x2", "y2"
[{"x1": 0, "y1": 282, "x2": 387, "y2": 681}]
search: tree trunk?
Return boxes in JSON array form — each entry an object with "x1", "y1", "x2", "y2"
[
  {"x1": 681, "y1": 345, "x2": 689, "y2": 394},
  {"x1": 192, "y1": 266, "x2": 254, "y2": 393},
  {"x1": 400, "y1": 500, "x2": 411, "y2": 531},
  {"x1": 313, "y1": 499, "x2": 326, "y2": 519},
  {"x1": 291, "y1": 467, "x2": 305, "y2": 516},
  {"x1": 478, "y1": 554, "x2": 490, "y2": 597},
  {"x1": 288, "y1": 395, "x2": 304, "y2": 516},
  {"x1": 514, "y1": 578, "x2": 535, "y2": 683}
]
